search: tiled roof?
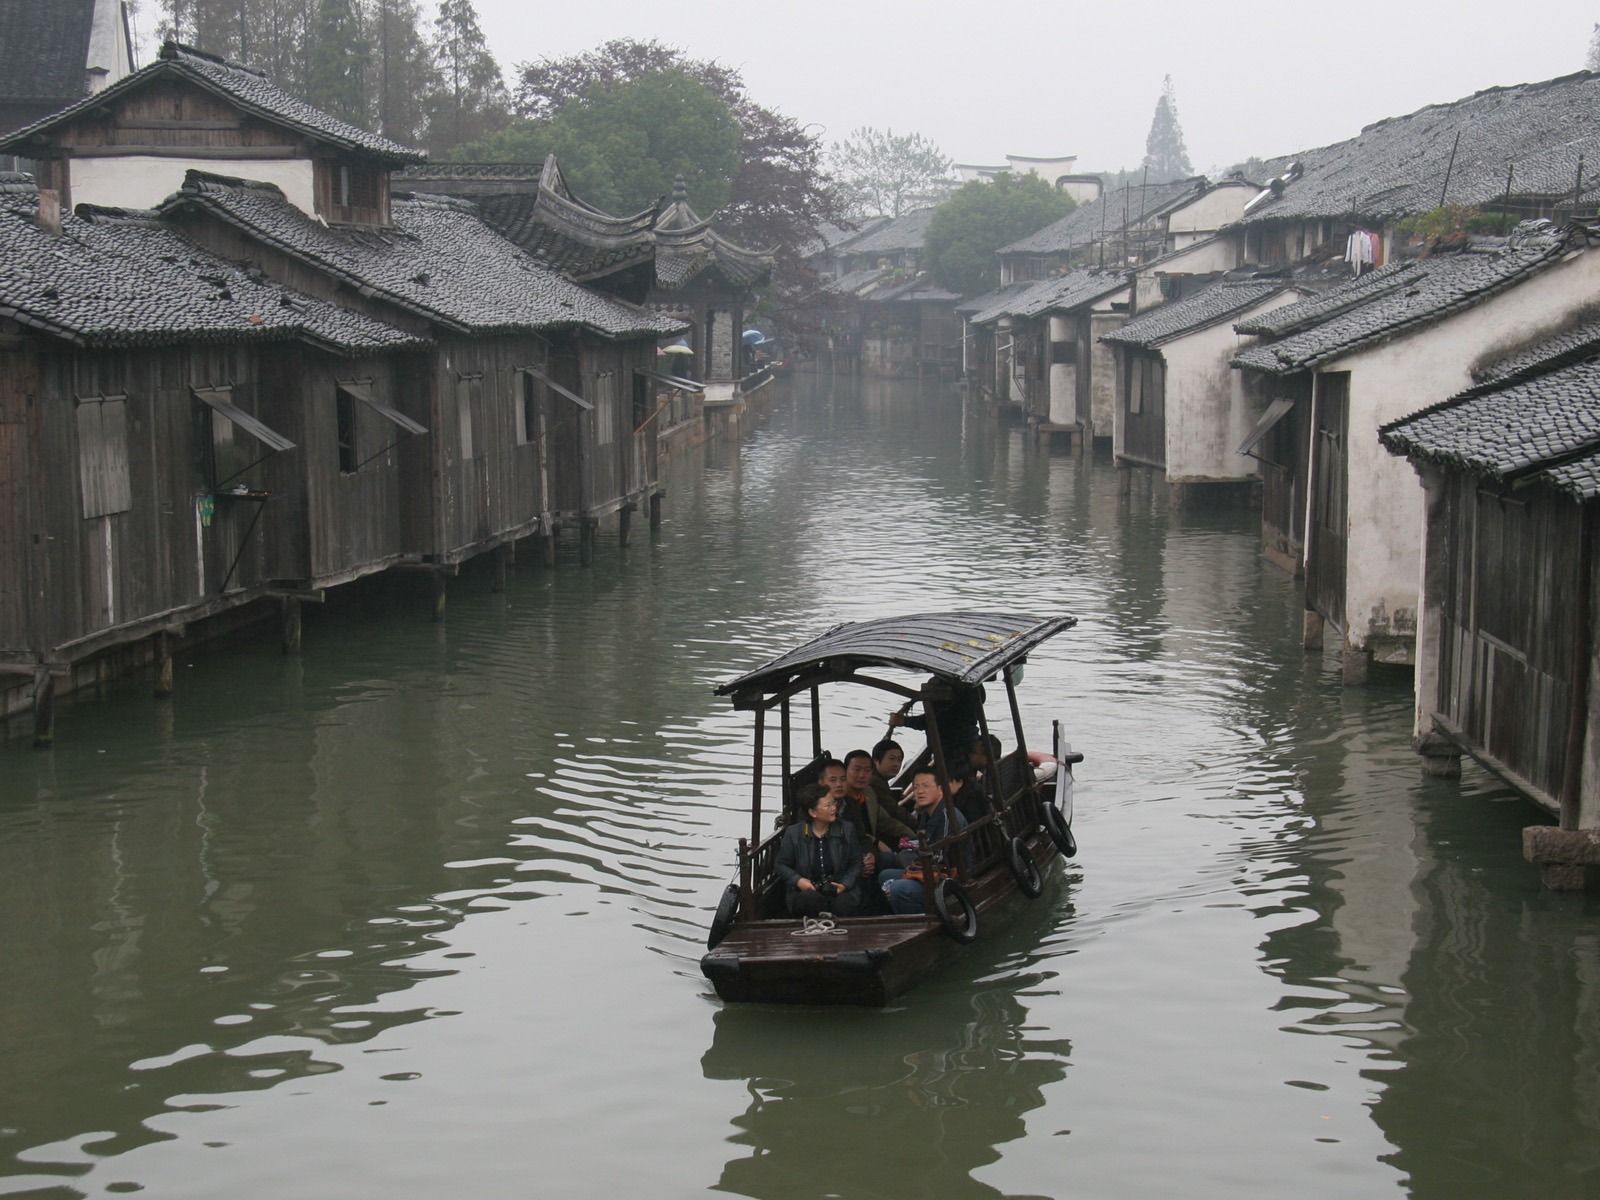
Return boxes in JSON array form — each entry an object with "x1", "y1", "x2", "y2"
[
  {"x1": 0, "y1": 186, "x2": 421, "y2": 353},
  {"x1": 1474, "y1": 313, "x2": 1600, "y2": 385},
  {"x1": 1231, "y1": 224, "x2": 1575, "y2": 374},
  {"x1": 1102, "y1": 280, "x2": 1287, "y2": 349},
  {"x1": 402, "y1": 158, "x2": 770, "y2": 291},
  {"x1": 842, "y1": 207, "x2": 938, "y2": 255},
  {"x1": 0, "y1": 0, "x2": 96, "y2": 104},
  {"x1": 966, "y1": 267, "x2": 1132, "y2": 324},
  {"x1": 825, "y1": 266, "x2": 887, "y2": 296},
  {"x1": 959, "y1": 280, "x2": 1039, "y2": 323},
  {"x1": 1379, "y1": 348, "x2": 1600, "y2": 501},
  {"x1": 1235, "y1": 71, "x2": 1600, "y2": 228},
  {"x1": 1000, "y1": 178, "x2": 1206, "y2": 255},
  {"x1": 1233, "y1": 261, "x2": 1422, "y2": 337},
  {"x1": 1, "y1": 41, "x2": 423, "y2": 165},
  {"x1": 872, "y1": 273, "x2": 962, "y2": 303},
  {"x1": 164, "y1": 172, "x2": 685, "y2": 340}
]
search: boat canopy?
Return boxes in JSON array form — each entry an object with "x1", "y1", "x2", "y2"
[{"x1": 715, "y1": 611, "x2": 1076, "y2": 700}]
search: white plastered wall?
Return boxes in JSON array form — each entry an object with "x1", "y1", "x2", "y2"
[
  {"x1": 1160, "y1": 292, "x2": 1302, "y2": 482},
  {"x1": 1326, "y1": 245, "x2": 1600, "y2": 658},
  {"x1": 70, "y1": 157, "x2": 317, "y2": 215}
]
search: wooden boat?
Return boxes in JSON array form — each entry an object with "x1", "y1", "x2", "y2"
[{"x1": 700, "y1": 611, "x2": 1082, "y2": 1006}]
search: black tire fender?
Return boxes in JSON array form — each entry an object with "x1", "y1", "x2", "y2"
[
  {"x1": 1042, "y1": 801, "x2": 1077, "y2": 858},
  {"x1": 707, "y1": 883, "x2": 740, "y2": 950},
  {"x1": 1004, "y1": 836, "x2": 1044, "y2": 898},
  {"x1": 933, "y1": 879, "x2": 978, "y2": 944}
]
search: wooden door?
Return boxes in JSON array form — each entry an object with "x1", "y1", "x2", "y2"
[{"x1": 1307, "y1": 373, "x2": 1349, "y2": 630}]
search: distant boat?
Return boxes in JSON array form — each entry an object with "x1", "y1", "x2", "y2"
[{"x1": 701, "y1": 611, "x2": 1082, "y2": 1006}]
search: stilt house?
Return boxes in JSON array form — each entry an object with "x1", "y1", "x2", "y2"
[
  {"x1": 1230, "y1": 224, "x2": 1600, "y2": 679},
  {"x1": 1101, "y1": 279, "x2": 1302, "y2": 501},
  {"x1": 1380, "y1": 324, "x2": 1600, "y2": 889},
  {"x1": 0, "y1": 179, "x2": 425, "y2": 730}
]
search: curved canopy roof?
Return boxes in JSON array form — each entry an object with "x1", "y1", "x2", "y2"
[{"x1": 715, "y1": 611, "x2": 1076, "y2": 699}]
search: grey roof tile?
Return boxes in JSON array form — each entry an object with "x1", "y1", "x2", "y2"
[
  {"x1": 967, "y1": 268, "x2": 1130, "y2": 325},
  {"x1": 0, "y1": 0, "x2": 96, "y2": 104},
  {"x1": 1232, "y1": 225, "x2": 1573, "y2": 374},
  {"x1": 0, "y1": 186, "x2": 422, "y2": 352},
  {"x1": 1235, "y1": 71, "x2": 1600, "y2": 227},
  {"x1": 1, "y1": 40, "x2": 423, "y2": 164},
  {"x1": 164, "y1": 172, "x2": 685, "y2": 340},
  {"x1": 842, "y1": 207, "x2": 937, "y2": 255},
  {"x1": 1000, "y1": 178, "x2": 1206, "y2": 255},
  {"x1": 1380, "y1": 350, "x2": 1600, "y2": 500},
  {"x1": 1102, "y1": 280, "x2": 1287, "y2": 349}
]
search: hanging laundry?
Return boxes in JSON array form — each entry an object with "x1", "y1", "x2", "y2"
[{"x1": 1344, "y1": 229, "x2": 1376, "y2": 275}]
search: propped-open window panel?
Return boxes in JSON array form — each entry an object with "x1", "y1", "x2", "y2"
[
  {"x1": 519, "y1": 363, "x2": 591, "y2": 411},
  {"x1": 336, "y1": 379, "x2": 426, "y2": 474},
  {"x1": 76, "y1": 393, "x2": 131, "y2": 519},
  {"x1": 1236, "y1": 397, "x2": 1297, "y2": 463},
  {"x1": 193, "y1": 385, "x2": 294, "y2": 492}
]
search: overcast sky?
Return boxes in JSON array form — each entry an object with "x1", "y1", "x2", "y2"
[{"x1": 468, "y1": 0, "x2": 1600, "y2": 175}]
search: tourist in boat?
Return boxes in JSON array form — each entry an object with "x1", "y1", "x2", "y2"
[
  {"x1": 870, "y1": 738, "x2": 904, "y2": 807},
  {"x1": 774, "y1": 793, "x2": 864, "y2": 918},
  {"x1": 841, "y1": 750, "x2": 916, "y2": 861},
  {"x1": 877, "y1": 766, "x2": 969, "y2": 915}
]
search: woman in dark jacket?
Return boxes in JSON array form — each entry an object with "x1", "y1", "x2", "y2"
[{"x1": 774, "y1": 793, "x2": 864, "y2": 917}]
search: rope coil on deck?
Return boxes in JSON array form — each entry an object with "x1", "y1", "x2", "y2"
[{"x1": 790, "y1": 914, "x2": 848, "y2": 936}]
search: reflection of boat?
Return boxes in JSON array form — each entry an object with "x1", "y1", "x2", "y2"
[
  {"x1": 702, "y1": 987, "x2": 1066, "y2": 1199},
  {"x1": 701, "y1": 613, "x2": 1082, "y2": 1006}
]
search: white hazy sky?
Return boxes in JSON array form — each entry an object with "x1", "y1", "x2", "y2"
[{"x1": 467, "y1": 0, "x2": 1600, "y2": 174}]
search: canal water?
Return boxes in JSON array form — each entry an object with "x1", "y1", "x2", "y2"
[{"x1": 2, "y1": 377, "x2": 1597, "y2": 1200}]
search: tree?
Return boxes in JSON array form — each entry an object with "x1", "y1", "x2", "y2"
[
  {"x1": 1142, "y1": 75, "x2": 1192, "y2": 183},
  {"x1": 453, "y1": 70, "x2": 741, "y2": 215},
  {"x1": 829, "y1": 126, "x2": 952, "y2": 218},
  {"x1": 925, "y1": 173, "x2": 1076, "y2": 297},
  {"x1": 370, "y1": 0, "x2": 434, "y2": 144},
  {"x1": 510, "y1": 39, "x2": 850, "y2": 346},
  {"x1": 1588, "y1": 23, "x2": 1600, "y2": 71},
  {"x1": 302, "y1": 0, "x2": 368, "y2": 127},
  {"x1": 423, "y1": 0, "x2": 508, "y2": 155}
]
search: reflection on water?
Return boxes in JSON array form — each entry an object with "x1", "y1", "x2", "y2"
[
  {"x1": 705, "y1": 979, "x2": 1065, "y2": 1200},
  {"x1": 2, "y1": 375, "x2": 1598, "y2": 1199}
]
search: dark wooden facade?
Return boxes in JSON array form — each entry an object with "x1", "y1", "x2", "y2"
[
  {"x1": 0, "y1": 336, "x2": 421, "y2": 680},
  {"x1": 1426, "y1": 472, "x2": 1586, "y2": 811},
  {"x1": 1117, "y1": 348, "x2": 1167, "y2": 469},
  {"x1": 1306, "y1": 372, "x2": 1350, "y2": 635}
]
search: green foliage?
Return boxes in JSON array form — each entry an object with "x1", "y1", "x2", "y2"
[
  {"x1": 925, "y1": 174, "x2": 1076, "y2": 297},
  {"x1": 1393, "y1": 206, "x2": 1519, "y2": 239},
  {"x1": 1142, "y1": 75, "x2": 1192, "y2": 183},
  {"x1": 451, "y1": 69, "x2": 740, "y2": 214},
  {"x1": 829, "y1": 126, "x2": 953, "y2": 218},
  {"x1": 423, "y1": 0, "x2": 509, "y2": 155},
  {"x1": 303, "y1": 0, "x2": 368, "y2": 127},
  {"x1": 1394, "y1": 204, "x2": 1477, "y2": 239}
]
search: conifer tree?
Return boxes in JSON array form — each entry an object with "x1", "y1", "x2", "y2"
[
  {"x1": 424, "y1": 0, "x2": 508, "y2": 155},
  {"x1": 370, "y1": 0, "x2": 433, "y2": 143},
  {"x1": 1142, "y1": 75, "x2": 1192, "y2": 183},
  {"x1": 1587, "y1": 22, "x2": 1600, "y2": 71},
  {"x1": 303, "y1": 0, "x2": 369, "y2": 126}
]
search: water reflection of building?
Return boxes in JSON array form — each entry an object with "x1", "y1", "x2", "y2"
[{"x1": 702, "y1": 985, "x2": 1065, "y2": 1200}]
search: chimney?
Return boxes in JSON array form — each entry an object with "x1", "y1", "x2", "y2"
[{"x1": 37, "y1": 188, "x2": 62, "y2": 235}]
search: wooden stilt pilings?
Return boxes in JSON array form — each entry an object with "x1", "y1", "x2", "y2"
[
  {"x1": 32, "y1": 669, "x2": 55, "y2": 749},
  {"x1": 491, "y1": 543, "x2": 510, "y2": 593},
  {"x1": 649, "y1": 492, "x2": 663, "y2": 535},
  {"x1": 280, "y1": 596, "x2": 302, "y2": 655},
  {"x1": 154, "y1": 631, "x2": 174, "y2": 697},
  {"x1": 431, "y1": 569, "x2": 447, "y2": 622},
  {"x1": 619, "y1": 505, "x2": 633, "y2": 549}
]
